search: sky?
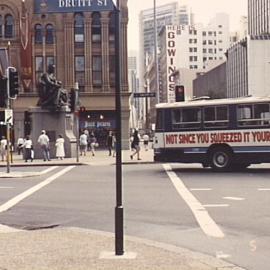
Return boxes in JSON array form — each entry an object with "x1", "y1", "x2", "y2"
[{"x1": 127, "y1": 0, "x2": 248, "y2": 51}]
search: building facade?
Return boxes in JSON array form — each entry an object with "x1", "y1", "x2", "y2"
[{"x1": 0, "y1": 0, "x2": 130, "y2": 148}]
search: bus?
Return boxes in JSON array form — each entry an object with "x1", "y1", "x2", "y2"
[{"x1": 154, "y1": 96, "x2": 270, "y2": 170}]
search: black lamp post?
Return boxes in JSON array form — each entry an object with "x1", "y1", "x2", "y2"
[{"x1": 114, "y1": 0, "x2": 124, "y2": 256}]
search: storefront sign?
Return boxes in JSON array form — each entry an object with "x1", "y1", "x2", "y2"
[{"x1": 34, "y1": 0, "x2": 115, "y2": 14}]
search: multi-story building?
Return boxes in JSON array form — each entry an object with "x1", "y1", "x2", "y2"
[
  {"x1": 158, "y1": 13, "x2": 229, "y2": 103},
  {"x1": 138, "y1": 2, "x2": 190, "y2": 93},
  {"x1": 0, "y1": 0, "x2": 130, "y2": 148}
]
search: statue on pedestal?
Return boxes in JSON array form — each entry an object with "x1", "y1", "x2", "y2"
[{"x1": 37, "y1": 64, "x2": 68, "y2": 111}]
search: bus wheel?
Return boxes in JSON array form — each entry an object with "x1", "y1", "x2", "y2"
[{"x1": 210, "y1": 147, "x2": 232, "y2": 171}]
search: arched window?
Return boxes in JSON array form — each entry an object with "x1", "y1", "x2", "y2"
[
  {"x1": 109, "y1": 12, "x2": 115, "y2": 42},
  {"x1": 74, "y1": 13, "x2": 84, "y2": 43},
  {"x1": 4, "y1": 14, "x2": 14, "y2": 38},
  {"x1": 34, "y1": 24, "x2": 43, "y2": 44},
  {"x1": 0, "y1": 16, "x2": 3, "y2": 38},
  {"x1": 45, "y1": 24, "x2": 54, "y2": 44},
  {"x1": 92, "y1": 12, "x2": 101, "y2": 42}
]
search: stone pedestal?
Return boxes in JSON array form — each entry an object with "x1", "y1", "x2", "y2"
[{"x1": 29, "y1": 106, "x2": 77, "y2": 159}]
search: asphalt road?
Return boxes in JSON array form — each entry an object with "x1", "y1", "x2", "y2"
[{"x1": 0, "y1": 164, "x2": 269, "y2": 270}]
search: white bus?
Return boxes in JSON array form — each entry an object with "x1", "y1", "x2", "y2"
[{"x1": 154, "y1": 97, "x2": 270, "y2": 170}]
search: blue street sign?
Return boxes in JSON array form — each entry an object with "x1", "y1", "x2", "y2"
[{"x1": 34, "y1": 0, "x2": 116, "y2": 14}]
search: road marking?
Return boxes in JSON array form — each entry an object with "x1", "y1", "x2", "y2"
[
  {"x1": 223, "y1": 196, "x2": 245, "y2": 201},
  {"x1": 163, "y1": 164, "x2": 225, "y2": 238},
  {"x1": 215, "y1": 251, "x2": 231, "y2": 259},
  {"x1": 0, "y1": 187, "x2": 14, "y2": 189},
  {"x1": 40, "y1": 166, "x2": 59, "y2": 175},
  {"x1": 190, "y1": 188, "x2": 212, "y2": 191},
  {"x1": 0, "y1": 166, "x2": 75, "y2": 213},
  {"x1": 203, "y1": 204, "x2": 229, "y2": 208},
  {"x1": 258, "y1": 188, "x2": 270, "y2": 191}
]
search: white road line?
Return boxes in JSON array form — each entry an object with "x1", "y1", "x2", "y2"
[
  {"x1": 258, "y1": 188, "x2": 270, "y2": 191},
  {"x1": 40, "y1": 166, "x2": 59, "y2": 175},
  {"x1": 215, "y1": 251, "x2": 231, "y2": 259},
  {"x1": 223, "y1": 196, "x2": 245, "y2": 201},
  {"x1": 0, "y1": 166, "x2": 75, "y2": 213},
  {"x1": 190, "y1": 188, "x2": 212, "y2": 191},
  {"x1": 163, "y1": 164, "x2": 225, "y2": 238},
  {"x1": 203, "y1": 204, "x2": 229, "y2": 208}
]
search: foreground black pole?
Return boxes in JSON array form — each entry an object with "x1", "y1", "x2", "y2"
[{"x1": 114, "y1": 1, "x2": 124, "y2": 256}]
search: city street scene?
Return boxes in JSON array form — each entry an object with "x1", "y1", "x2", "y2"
[{"x1": 0, "y1": 0, "x2": 269, "y2": 269}]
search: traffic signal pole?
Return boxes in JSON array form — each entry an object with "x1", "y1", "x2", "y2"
[{"x1": 6, "y1": 67, "x2": 11, "y2": 173}]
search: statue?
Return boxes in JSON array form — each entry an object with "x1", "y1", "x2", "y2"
[{"x1": 37, "y1": 64, "x2": 68, "y2": 111}]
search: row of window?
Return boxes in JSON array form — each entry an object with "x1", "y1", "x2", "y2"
[
  {"x1": 171, "y1": 103, "x2": 270, "y2": 129},
  {"x1": 0, "y1": 14, "x2": 14, "y2": 38},
  {"x1": 35, "y1": 55, "x2": 115, "y2": 89}
]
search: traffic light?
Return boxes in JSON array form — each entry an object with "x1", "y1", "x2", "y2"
[
  {"x1": 8, "y1": 67, "x2": 19, "y2": 98},
  {"x1": 68, "y1": 88, "x2": 77, "y2": 112},
  {"x1": 0, "y1": 77, "x2": 7, "y2": 107},
  {"x1": 175, "y1": 85, "x2": 185, "y2": 102}
]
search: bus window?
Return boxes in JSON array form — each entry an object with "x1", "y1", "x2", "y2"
[
  {"x1": 172, "y1": 107, "x2": 201, "y2": 129},
  {"x1": 238, "y1": 104, "x2": 254, "y2": 126},
  {"x1": 156, "y1": 109, "x2": 164, "y2": 131},
  {"x1": 204, "y1": 106, "x2": 228, "y2": 128},
  {"x1": 254, "y1": 103, "x2": 270, "y2": 126}
]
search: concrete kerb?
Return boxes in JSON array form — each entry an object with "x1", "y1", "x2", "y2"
[{"x1": 0, "y1": 226, "x2": 247, "y2": 270}]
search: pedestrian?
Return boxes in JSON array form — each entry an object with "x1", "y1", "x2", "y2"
[
  {"x1": 130, "y1": 129, "x2": 141, "y2": 160},
  {"x1": 55, "y1": 134, "x2": 65, "y2": 160},
  {"x1": 79, "y1": 131, "x2": 88, "y2": 156},
  {"x1": 112, "y1": 133, "x2": 116, "y2": 157},
  {"x1": 17, "y1": 137, "x2": 25, "y2": 155},
  {"x1": 89, "y1": 132, "x2": 97, "y2": 156},
  {"x1": 143, "y1": 133, "x2": 150, "y2": 151},
  {"x1": 37, "y1": 130, "x2": 50, "y2": 161},
  {"x1": 23, "y1": 135, "x2": 33, "y2": 162},
  {"x1": 0, "y1": 136, "x2": 7, "y2": 161},
  {"x1": 106, "y1": 130, "x2": 113, "y2": 156}
]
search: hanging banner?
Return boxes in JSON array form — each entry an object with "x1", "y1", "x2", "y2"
[
  {"x1": 20, "y1": 1, "x2": 32, "y2": 91},
  {"x1": 34, "y1": 0, "x2": 115, "y2": 14}
]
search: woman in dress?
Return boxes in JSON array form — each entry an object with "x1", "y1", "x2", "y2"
[{"x1": 55, "y1": 134, "x2": 65, "y2": 160}]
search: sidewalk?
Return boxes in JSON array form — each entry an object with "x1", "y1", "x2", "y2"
[
  {"x1": 0, "y1": 147, "x2": 154, "y2": 168},
  {"x1": 0, "y1": 226, "x2": 245, "y2": 270}
]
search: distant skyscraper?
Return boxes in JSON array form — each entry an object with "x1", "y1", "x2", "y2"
[
  {"x1": 248, "y1": 0, "x2": 270, "y2": 36},
  {"x1": 139, "y1": 2, "x2": 190, "y2": 92}
]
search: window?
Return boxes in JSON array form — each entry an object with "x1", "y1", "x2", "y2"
[
  {"x1": 92, "y1": 56, "x2": 102, "y2": 85},
  {"x1": 92, "y1": 12, "x2": 101, "y2": 42},
  {"x1": 35, "y1": 56, "x2": 43, "y2": 85},
  {"x1": 109, "y1": 12, "x2": 115, "y2": 42},
  {"x1": 74, "y1": 13, "x2": 84, "y2": 43},
  {"x1": 46, "y1": 56, "x2": 54, "y2": 70},
  {"x1": 45, "y1": 24, "x2": 54, "y2": 44},
  {"x1": 172, "y1": 108, "x2": 201, "y2": 129},
  {"x1": 0, "y1": 16, "x2": 2, "y2": 38},
  {"x1": 204, "y1": 106, "x2": 228, "y2": 128},
  {"x1": 109, "y1": 55, "x2": 115, "y2": 85},
  {"x1": 4, "y1": 14, "x2": 14, "y2": 38},
  {"x1": 236, "y1": 104, "x2": 270, "y2": 126},
  {"x1": 35, "y1": 24, "x2": 43, "y2": 44},
  {"x1": 156, "y1": 110, "x2": 164, "y2": 131},
  {"x1": 75, "y1": 56, "x2": 85, "y2": 91}
]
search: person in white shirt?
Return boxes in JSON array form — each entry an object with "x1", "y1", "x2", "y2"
[
  {"x1": 79, "y1": 132, "x2": 88, "y2": 156},
  {"x1": 17, "y1": 137, "x2": 25, "y2": 155},
  {"x1": 143, "y1": 133, "x2": 150, "y2": 151},
  {"x1": 0, "y1": 136, "x2": 7, "y2": 161},
  {"x1": 55, "y1": 134, "x2": 65, "y2": 160},
  {"x1": 37, "y1": 130, "x2": 50, "y2": 161},
  {"x1": 23, "y1": 135, "x2": 33, "y2": 162}
]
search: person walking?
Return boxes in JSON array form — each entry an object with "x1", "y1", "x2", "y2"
[
  {"x1": 106, "y1": 131, "x2": 113, "y2": 156},
  {"x1": 55, "y1": 134, "x2": 65, "y2": 160},
  {"x1": 37, "y1": 130, "x2": 50, "y2": 161},
  {"x1": 130, "y1": 129, "x2": 141, "y2": 160},
  {"x1": 79, "y1": 131, "x2": 88, "y2": 156},
  {"x1": 23, "y1": 135, "x2": 33, "y2": 162},
  {"x1": 89, "y1": 132, "x2": 97, "y2": 156},
  {"x1": 0, "y1": 136, "x2": 7, "y2": 162},
  {"x1": 143, "y1": 133, "x2": 150, "y2": 151},
  {"x1": 17, "y1": 137, "x2": 25, "y2": 155}
]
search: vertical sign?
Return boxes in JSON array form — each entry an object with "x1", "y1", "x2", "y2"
[{"x1": 166, "y1": 26, "x2": 177, "y2": 103}]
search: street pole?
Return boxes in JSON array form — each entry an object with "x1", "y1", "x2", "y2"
[
  {"x1": 153, "y1": 0, "x2": 159, "y2": 104},
  {"x1": 114, "y1": 0, "x2": 124, "y2": 256},
  {"x1": 75, "y1": 82, "x2": 79, "y2": 163},
  {"x1": 6, "y1": 68, "x2": 11, "y2": 173}
]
